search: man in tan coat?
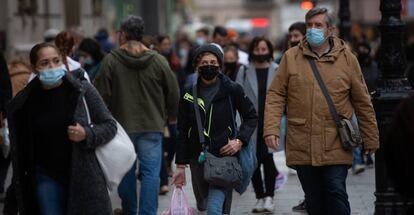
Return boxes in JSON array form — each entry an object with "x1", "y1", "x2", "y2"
[{"x1": 264, "y1": 8, "x2": 379, "y2": 215}]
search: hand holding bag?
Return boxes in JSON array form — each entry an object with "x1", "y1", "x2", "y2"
[
  {"x1": 308, "y1": 59, "x2": 363, "y2": 151},
  {"x1": 162, "y1": 187, "x2": 196, "y2": 215},
  {"x1": 192, "y1": 84, "x2": 242, "y2": 188},
  {"x1": 82, "y1": 97, "x2": 136, "y2": 191}
]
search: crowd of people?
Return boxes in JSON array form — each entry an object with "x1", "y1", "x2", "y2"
[{"x1": 0, "y1": 6, "x2": 412, "y2": 215}]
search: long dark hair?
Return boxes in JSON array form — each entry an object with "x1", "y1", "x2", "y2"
[
  {"x1": 248, "y1": 36, "x2": 274, "y2": 62},
  {"x1": 29, "y1": 43, "x2": 60, "y2": 66},
  {"x1": 78, "y1": 38, "x2": 104, "y2": 63}
]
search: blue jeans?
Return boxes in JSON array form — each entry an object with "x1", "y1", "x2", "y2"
[
  {"x1": 36, "y1": 167, "x2": 67, "y2": 215},
  {"x1": 296, "y1": 165, "x2": 350, "y2": 215},
  {"x1": 352, "y1": 145, "x2": 364, "y2": 168},
  {"x1": 118, "y1": 132, "x2": 163, "y2": 215},
  {"x1": 206, "y1": 186, "x2": 230, "y2": 215}
]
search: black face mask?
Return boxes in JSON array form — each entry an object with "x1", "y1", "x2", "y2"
[
  {"x1": 358, "y1": 53, "x2": 371, "y2": 65},
  {"x1": 290, "y1": 41, "x2": 300, "y2": 47},
  {"x1": 199, "y1": 65, "x2": 220, "y2": 81},
  {"x1": 224, "y1": 62, "x2": 238, "y2": 71},
  {"x1": 251, "y1": 54, "x2": 271, "y2": 63}
]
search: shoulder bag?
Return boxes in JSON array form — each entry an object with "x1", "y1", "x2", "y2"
[
  {"x1": 82, "y1": 97, "x2": 136, "y2": 191},
  {"x1": 308, "y1": 59, "x2": 363, "y2": 151}
]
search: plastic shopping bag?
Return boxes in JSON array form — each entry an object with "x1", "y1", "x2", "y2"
[{"x1": 162, "y1": 187, "x2": 196, "y2": 215}]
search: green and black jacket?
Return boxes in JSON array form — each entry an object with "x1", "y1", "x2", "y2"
[{"x1": 175, "y1": 74, "x2": 257, "y2": 165}]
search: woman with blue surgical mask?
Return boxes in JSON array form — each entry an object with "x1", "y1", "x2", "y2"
[{"x1": 7, "y1": 43, "x2": 117, "y2": 215}]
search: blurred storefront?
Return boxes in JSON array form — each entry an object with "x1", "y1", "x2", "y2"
[{"x1": 0, "y1": 0, "x2": 174, "y2": 58}]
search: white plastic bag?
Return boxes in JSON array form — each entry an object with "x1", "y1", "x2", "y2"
[{"x1": 162, "y1": 187, "x2": 196, "y2": 215}]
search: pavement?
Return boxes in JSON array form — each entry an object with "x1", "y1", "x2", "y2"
[
  {"x1": 0, "y1": 151, "x2": 375, "y2": 214},
  {"x1": 109, "y1": 151, "x2": 376, "y2": 215}
]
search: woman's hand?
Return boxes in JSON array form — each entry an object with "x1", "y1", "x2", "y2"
[
  {"x1": 220, "y1": 139, "x2": 242, "y2": 156},
  {"x1": 172, "y1": 165, "x2": 186, "y2": 187},
  {"x1": 67, "y1": 123, "x2": 86, "y2": 142}
]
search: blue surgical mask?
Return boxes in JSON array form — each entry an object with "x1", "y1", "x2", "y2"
[
  {"x1": 196, "y1": 37, "x2": 206, "y2": 46},
  {"x1": 38, "y1": 66, "x2": 66, "y2": 87},
  {"x1": 306, "y1": 28, "x2": 326, "y2": 47}
]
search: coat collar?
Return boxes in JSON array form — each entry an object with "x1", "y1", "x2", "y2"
[
  {"x1": 196, "y1": 73, "x2": 234, "y2": 101},
  {"x1": 299, "y1": 36, "x2": 347, "y2": 62},
  {"x1": 8, "y1": 72, "x2": 84, "y2": 116}
]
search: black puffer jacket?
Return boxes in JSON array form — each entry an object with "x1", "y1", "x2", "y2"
[
  {"x1": 7, "y1": 73, "x2": 116, "y2": 215},
  {"x1": 176, "y1": 74, "x2": 257, "y2": 164}
]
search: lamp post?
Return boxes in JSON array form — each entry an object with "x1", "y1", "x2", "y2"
[
  {"x1": 338, "y1": 0, "x2": 351, "y2": 42},
  {"x1": 374, "y1": 0, "x2": 413, "y2": 214}
]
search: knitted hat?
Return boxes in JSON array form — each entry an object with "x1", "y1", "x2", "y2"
[{"x1": 193, "y1": 43, "x2": 224, "y2": 68}]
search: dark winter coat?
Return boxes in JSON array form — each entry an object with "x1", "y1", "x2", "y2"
[
  {"x1": 7, "y1": 73, "x2": 117, "y2": 215},
  {"x1": 385, "y1": 93, "x2": 414, "y2": 200},
  {"x1": 175, "y1": 74, "x2": 257, "y2": 164},
  {"x1": 0, "y1": 52, "x2": 12, "y2": 113}
]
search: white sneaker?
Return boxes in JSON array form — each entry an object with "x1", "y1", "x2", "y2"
[
  {"x1": 252, "y1": 198, "x2": 265, "y2": 213},
  {"x1": 353, "y1": 164, "x2": 366, "y2": 175},
  {"x1": 263, "y1": 196, "x2": 275, "y2": 212}
]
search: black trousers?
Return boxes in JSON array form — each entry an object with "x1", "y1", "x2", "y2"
[
  {"x1": 251, "y1": 135, "x2": 278, "y2": 199},
  {"x1": 0, "y1": 154, "x2": 10, "y2": 193},
  {"x1": 296, "y1": 165, "x2": 350, "y2": 215}
]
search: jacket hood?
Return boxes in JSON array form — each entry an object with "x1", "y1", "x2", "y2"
[
  {"x1": 110, "y1": 49, "x2": 156, "y2": 70},
  {"x1": 299, "y1": 36, "x2": 348, "y2": 62}
]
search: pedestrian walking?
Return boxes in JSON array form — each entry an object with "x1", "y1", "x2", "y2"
[
  {"x1": 0, "y1": 52, "x2": 12, "y2": 201},
  {"x1": 236, "y1": 36, "x2": 283, "y2": 213},
  {"x1": 78, "y1": 38, "x2": 105, "y2": 81},
  {"x1": 94, "y1": 15, "x2": 180, "y2": 215},
  {"x1": 155, "y1": 35, "x2": 183, "y2": 195},
  {"x1": 223, "y1": 45, "x2": 241, "y2": 81},
  {"x1": 263, "y1": 8, "x2": 379, "y2": 215},
  {"x1": 172, "y1": 43, "x2": 257, "y2": 215},
  {"x1": 55, "y1": 31, "x2": 91, "y2": 81},
  {"x1": 7, "y1": 43, "x2": 117, "y2": 215},
  {"x1": 2, "y1": 60, "x2": 32, "y2": 215}
]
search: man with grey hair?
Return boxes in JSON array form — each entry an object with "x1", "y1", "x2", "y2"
[
  {"x1": 264, "y1": 8, "x2": 379, "y2": 215},
  {"x1": 94, "y1": 15, "x2": 180, "y2": 215}
]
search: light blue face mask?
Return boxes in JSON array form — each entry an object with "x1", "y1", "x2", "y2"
[
  {"x1": 38, "y1": 66, "x2": 65, "y2": 87},
  {"x1": 306, "y1": 28, "x2": 327, "y2": 47},
  {"x1": 196, "y1": 37, "x2": 206, "y2": 46}
]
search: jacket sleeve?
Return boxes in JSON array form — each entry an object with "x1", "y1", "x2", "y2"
[
  {"x1": 93, "y1": 55, "x2": 112, "y2": 107},
  {"x1": 160, "y1": 56, "x2": 180, "y2": 118},
  {"x1": 263, "y1": 55, "x2": 289, "y2": 138},
  {"x1": 175, "y1": 93, "x2": 190, "y2": 164},
  {"x1": 349, "y1": 54, "x2": 379, "y2": 150},
  {"x1": 233, "y1": 83, "x2": 257, "y2": 146},
  {"x1": 82, "y1": 82, "x2": 117, "y2": 149},
  {"x1": 0, "y1": 52, "x2": 12, "y2": 114}
]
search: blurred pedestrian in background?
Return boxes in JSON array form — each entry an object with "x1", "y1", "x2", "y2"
[
  {"x1": 223, "y1": 45, "x2": 241, "y2": 81},
  {"x1": 94, "y1": 15, "x2": 180, "y2": 215},
  {"x1": 55, "y1": 31, "x2": 90, "y2": 82},
  {"x1": 236, "y1": 36, "x2": 282, "y2": 213},
  {"x1": 78, "y1": 38, "x2": 104, "y2": 81},
  {"x1": 95, "y1": 28, "x2": 115, "y2": 54}
]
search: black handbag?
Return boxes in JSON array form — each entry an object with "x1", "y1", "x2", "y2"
[
  {"x1": 308, "y1": 59, "x2": 363, "y2": 151},
  {"x1": 192, "y1": 84, "x2": 242, "y2": 188}
]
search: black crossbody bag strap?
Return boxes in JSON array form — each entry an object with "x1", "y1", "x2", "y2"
[
  {"x1": 307, "y1": 59, "x2": 342, "y2": 128},
  {"x1": 192, "y1": 84, "x2": 206, "y2": 147}
]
